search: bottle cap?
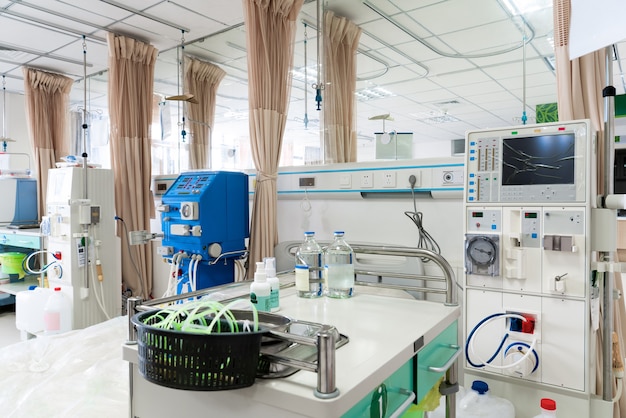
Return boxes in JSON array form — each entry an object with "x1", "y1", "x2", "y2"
[
  {"x1": 471, "y1": 380, "x2": 489, "y2": 395},
  {"x1": 265, "y1": 257, "x2": 276, "y2": 278},
  {"x1": 254, "y1": 261, "x2": 267, "y2": 282},
  {"x1": 540, "y1": 398, "x2": 556, "y2": 411}
]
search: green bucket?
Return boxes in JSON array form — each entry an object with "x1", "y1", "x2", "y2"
[{"x1": 0, "y1": 252, "x2": 27, "y2": 278}]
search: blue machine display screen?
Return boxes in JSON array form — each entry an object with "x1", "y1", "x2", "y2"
[
  {"x1": 501, "y1": 133, "x2": 575, "y2": 186},
  {"x1": 172, "y1": 174, "x2": 214, "y2": 195}
]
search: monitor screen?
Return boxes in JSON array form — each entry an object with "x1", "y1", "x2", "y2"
[{"x1": 501, "y1": 133, "x2": 575, "y2": 186}]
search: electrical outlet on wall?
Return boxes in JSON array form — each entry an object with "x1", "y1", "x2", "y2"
[
  {"x1": 360, "y1": 172, "x2": 374, "y2": 188},
  {"x1": 383, "y1": 172, "x2": 396, "y2": 188}
]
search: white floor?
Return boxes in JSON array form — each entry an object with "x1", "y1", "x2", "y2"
[{"x1": 0, "y1": 303, "x2": 21, "y2": 349}]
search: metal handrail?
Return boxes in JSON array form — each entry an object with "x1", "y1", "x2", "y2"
[{"x1": 351, "y1": 244, "x2": 459, "y2": 306}]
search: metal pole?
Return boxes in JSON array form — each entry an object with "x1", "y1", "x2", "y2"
[
  {"x1": 315, "y1": 324, "x2": 339, "y2": 398},
  {"x1": 602, "y1": 44, "x2": 616, "y2": 401}
]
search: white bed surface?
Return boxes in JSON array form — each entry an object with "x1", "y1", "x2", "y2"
[{"x1": 0, "y1": 315, "x2": 128, "y2": 417}]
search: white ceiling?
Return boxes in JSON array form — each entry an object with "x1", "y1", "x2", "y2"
[{"x1": 0, "y1": 0, "x2": 625, "y2": 145}]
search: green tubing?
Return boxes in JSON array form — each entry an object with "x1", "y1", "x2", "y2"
[{"x1": 141, "y1": 299, "x2": 259, "y2": 335}]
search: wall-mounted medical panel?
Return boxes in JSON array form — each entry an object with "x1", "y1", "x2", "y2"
[{"x1": 247, "y1": 159, "x2": 464, "y2": 200}]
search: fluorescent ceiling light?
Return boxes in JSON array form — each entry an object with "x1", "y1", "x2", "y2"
[
  {"x1": 411, "y1": 111, "x2": 460, "y2": 125},
  {"x1": 355, "y1": 86, "x2": 395, "y2": 101}
]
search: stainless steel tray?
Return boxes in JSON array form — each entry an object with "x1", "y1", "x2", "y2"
[{"x1": 258, "y1": 320, "x2": 349, "y2": 378}]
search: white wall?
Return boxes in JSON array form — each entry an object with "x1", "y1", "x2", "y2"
[{"x1": 276, "y1": 195, "x2": 464, "y2": 270}]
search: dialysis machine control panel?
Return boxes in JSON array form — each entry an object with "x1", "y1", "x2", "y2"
[
  {"x1": 158, "y1": 171, "x2": 249, "y2": 291},
  {"x1": 466, "y1": 123, "x2": 587, "y2": 204},
  {"x1": 462, "y1": 120, "x2": 593, "y2": 395}
]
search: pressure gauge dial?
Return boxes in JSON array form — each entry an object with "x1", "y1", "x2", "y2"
[{"x1": 466, "y1": 236, "x2": 497, "y2": 267}]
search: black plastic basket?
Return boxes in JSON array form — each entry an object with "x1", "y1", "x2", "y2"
[{"x1": 131, "y1": 309, "x2": 268, "y2": 391}]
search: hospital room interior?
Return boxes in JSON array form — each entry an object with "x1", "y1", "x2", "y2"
[{"x1": 0, "y1": 0, "x2": 625, "y2": 417}]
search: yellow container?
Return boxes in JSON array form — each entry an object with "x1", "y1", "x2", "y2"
[{"x1": 0, "y1": 252, "x2": 27, "y2": 278}]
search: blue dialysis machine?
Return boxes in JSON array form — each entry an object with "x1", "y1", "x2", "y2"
[{"x1": 157, "y1": 171, "x2": 249, "y2": 294}]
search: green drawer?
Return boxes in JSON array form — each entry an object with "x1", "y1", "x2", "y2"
[
  {"x1": 0, "y1": 233, "x2": 41, "y2": 250},
  {"x1": 343, "y1": 360, "x2": 414, "y2": 418},
  {"x1": 415, "y1": 320, "x2": 458, "y2": 404}
]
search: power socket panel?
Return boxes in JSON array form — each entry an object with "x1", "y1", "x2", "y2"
[
  {"x1": 383, "y1": 172, "x2": 396, "y2": 188},
  {"x1": 360, "y1": 172, "x2": 374, "y2": 188}
]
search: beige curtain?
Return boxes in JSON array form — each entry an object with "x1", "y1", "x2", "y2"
[
  {"x1": 23, "y1": 68, "x2": 73, "y2": 218},
  {"x1": 323, "y1": 10, "x2": 361, "y2": 163},
  {"x1": 107, "y1": 33, "x2": 157, "y2": 299},
  {"x1": 185, "y1": 57, "x2": 226, "y2": 169},
  {"x1": 243, "y1": 0, "x2": 304, "y2": 275},
  {"x1": 554, "y1": 1, "x2": 626, "y2": 416}
]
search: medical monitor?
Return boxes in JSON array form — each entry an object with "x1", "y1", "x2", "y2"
[
  {"x1": 501, "y1": 133, "x2": 575, "y2": 186},
  {"x1": 465, "y1": 120, "x2": 590, "y2": 203}
]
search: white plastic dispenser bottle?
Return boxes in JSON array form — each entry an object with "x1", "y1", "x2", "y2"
[
  {"x1": 264, "y1": 257, "x2": 280, "y2": 312},
  {"x1": 250, "y1": 261, "x2": 271, "y2": 312},
  {"x1": 324, "y1": 231, "x2": 355, "y2": 298},
  {"x1": 43, "y1": 287, "x2": 72, "y2": 334},
  {"x1": 295, "y1": 231, "x2": 323, "y2": 298},
  {"x1": 532, "y1": 398, "x2": 557, "y2": 418}
]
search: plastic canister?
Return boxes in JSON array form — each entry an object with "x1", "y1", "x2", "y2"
[
  {"x1": 428, "y1": 380, "x2": 515, "y2": 418},
  {"x1": 16, "y1": 286, "x2": 53, "y2": 334},
  {"x1": 43, "y1": 287, "x2": 72, "y2": 334},
  {"x1": 532, "y1": 398, "x2": 557, "y2": 417}
]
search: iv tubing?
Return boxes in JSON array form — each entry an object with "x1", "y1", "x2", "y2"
[
  {"x1": 89, "y1": 224, "x2": 110, "y2": 320},
  {"x1": 466, "y1": 312, "x2": 538, "y2": 371}
]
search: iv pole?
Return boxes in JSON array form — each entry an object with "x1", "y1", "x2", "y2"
[{"x1": 601, "y1": 44, "x2": 617, "y2": 402}]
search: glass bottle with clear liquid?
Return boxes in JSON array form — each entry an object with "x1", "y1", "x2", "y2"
[
  {"x1": 295, "y1": 231, "x2": 323, "y2": 298},
  {"x1": 324, "y1": 231, "x2": 355, "y2": 298}
]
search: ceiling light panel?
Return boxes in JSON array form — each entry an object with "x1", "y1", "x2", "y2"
[{"x1": 355, "y1": 86, "x2": 396, "y2": 101}]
